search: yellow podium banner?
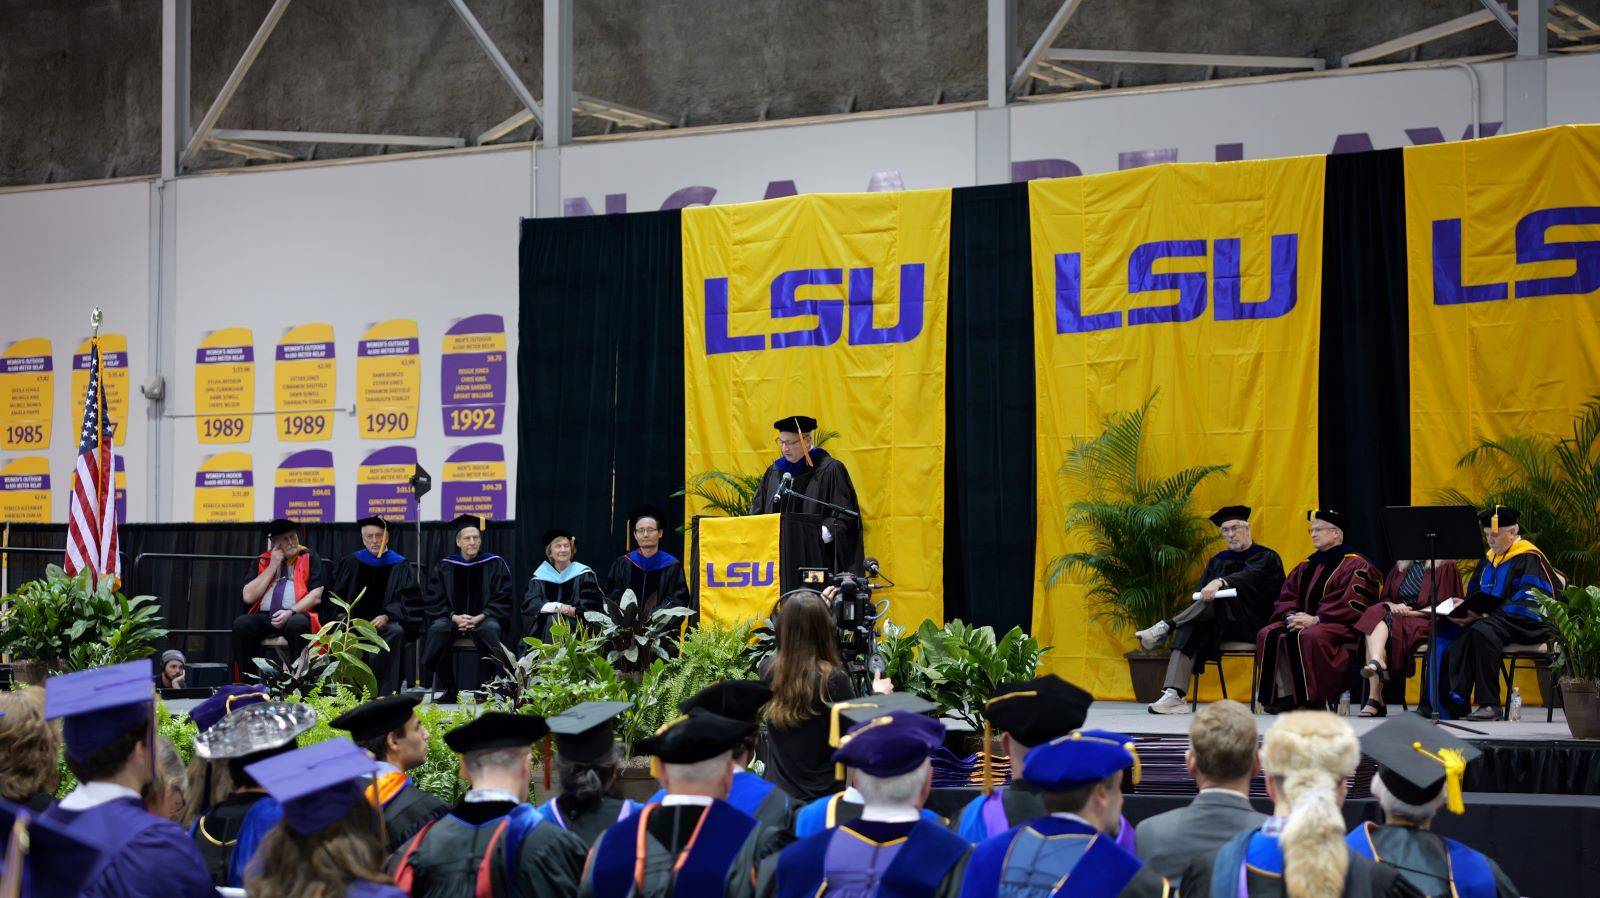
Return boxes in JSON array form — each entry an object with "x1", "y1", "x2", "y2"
[
  {"x1": 1405, "y1": 125, "x2": 1600, "y2": 499},
  {"x1": 682, "y1": 190, "x2": 950, "y2": 628},
  {"x1": 195, "y1": 327, "x2": 255, "y2": 444},
  {"x1": 697, "y1": 514, "x2": 783, "y2": 629},
  {"x1": 1, "y1": 338, "x2": 53, "y2": 451},
  {"x1": 1030, "y1": 155, "x2": 1325, "y2": 699}
]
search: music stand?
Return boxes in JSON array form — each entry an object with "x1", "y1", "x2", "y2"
[{"x1": 1383, "y1": 505, "x2": 1483, "y2": 734}]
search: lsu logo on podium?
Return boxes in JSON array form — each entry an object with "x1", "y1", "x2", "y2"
[
  {"x1": 703, "y1": 265, "x2": 927, "y2": 355},
  {"x1": 1052, "y1": 235, "x2": 1301, "y2": 334},
  {"x1": 704, "y1": 561, "x2": 776, "y2": 588},
  {"x1": 1431, "y1": 206, "x2": 1600, "y2": 304}
]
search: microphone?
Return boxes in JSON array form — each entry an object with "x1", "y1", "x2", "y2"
[
  {"x1": 864, "y1": 556, "x2": 881, "y2": 578},
  {"x1": 774, "y1": 471, "x2": 793, "y2": 504}
]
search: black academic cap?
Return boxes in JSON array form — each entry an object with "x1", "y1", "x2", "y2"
[
  {"x1": 1478, "y1": 505, "x2": 1520, "y2": 528},
  {"x1": 547, "y1": 701, "x2": 632, "y2": 764},
  {"x1": 1209, "y1": 505, "x2": 1252, "y2": 527},
  {"x1": 540, "y1": 527, "x2": 574, "y2": 547},
  {"x1": 629, "y1": 506, "x2": 667, "y2": 529},
  {"x1": 773, "y1": 415, "x2": 818, "y2": 434},
  {"x1": 680, "y1": 680, "x2": 773, "y2": 723},
  {"x1": 1361, "y1": 713, "x2": 1482, "y2": 810},
  {"x1": 1308, "y1": 508, "x2": 1349, "y2": 531},
  {"x1": 985, "y1": 675, "x2": 1095, "y2": 747},
  {"x1": 444, "y1": 711, "x2": 548, "y2": 754},
  {"x1": 354, "y1": 515, "x2": 388, "y2": 531},
  {"x1": 264, "y1": 518, "x2": 299, "y2": 537},
  {"x1": 330, "y1": 694, "x2": 420, "y2": 744},
  {"x1": 450, "y1": 514, "x2": 486, "y2": 534},
  {"x1": 635, "y1": 708, "x2": 756, "y2": 764},
  {"x1": 830, "y1": 692, "x2": 939, "y2": 744}
]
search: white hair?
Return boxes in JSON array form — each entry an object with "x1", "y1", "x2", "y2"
[
  {"x1": 1371, "y1": 773, "x2": 1447, "y2": 823},
  {"x1": 855, "y1": 760, "x2": 929, "y2": 807},
  {"x1": 663, "y1": 753, "x2": 730, "y2": 787},
  {"x1": 464, "y1": 746, "x2": 529, "y2": 778}
]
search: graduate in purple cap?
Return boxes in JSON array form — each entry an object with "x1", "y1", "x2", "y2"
[
  {"x1": 242, "y1": 737, "x2": 405, "y2": 898},
  {"x1": 758, "y1": 709, "x2": 972, "y2": 898},
  {"x1": 0, "y1": 796, "x2": 104, "y2": 898},
  {"x1": 39, "y1": 660, "x2": 215, "y2": 898},
  {"x1": 961, "y1": 730, "x2": 1169, "y2": 898},
  {"x1": 792, "y1": 694, "x2": 949, "y2": 838},
  {"x1": 181, "y1": 684, "x2": 272, "y2": 883},
  {"x1": 748, "y1": 416, "x2": 865, "y2": 576},
  {"x1": 602, "y1": 506, "x2": 689, "y2": 615}
]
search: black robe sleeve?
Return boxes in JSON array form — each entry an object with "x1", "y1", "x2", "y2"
[
  {"x1": 422, "y1": 562, "x2": 452, "y2": 622},
  {"x1": 483, "y1": 557, "x2": 514, "y2": 625},
  {"x1": 505, "y1": 819, "x2": 587, "y2": 898},
  {"x1": 331, "y1": 556, "x2": 358, "y2": 610},
  {"x1": 384, "y1": 560, "x2": 418, "y2": 624}
]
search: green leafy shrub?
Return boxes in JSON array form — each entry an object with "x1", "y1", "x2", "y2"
[
  {"x1": 915, "y1": 620, "x2": 1048, "y2": 730},
  {"x1": 641, "y1": 624, "x2": 759, "y2": 737},
  {"x1": 0, "y1": 565, "x2": 168, "y2": 675},
  {"x1": 1538, "y1": 585, "x2": 1600, "y2": 685},
  {"x1": 584, "y1": 589, "x2": 695, "y2": 674}
]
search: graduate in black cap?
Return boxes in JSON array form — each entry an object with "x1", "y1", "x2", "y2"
[
  {"x1": 748, "y1": 415, "x2": 865, "y2": 575},
  {"x1": 242, "y1": 738, "x2": 406, "y2": 898},
  {"x1": 38, "y1": 661, "x2": 216, "y2": 898},
  {"x1": 391, "y1": 711, "x2": 587, "y2": 897},
  {"x1": 581, "y1": 709, "x2": 783, "y2": 898},
  {"x1": 792, "y1": 693, "x2": 949, "y2": 838},
  {"x1": 644, "y1": 681, "x2": 792, "y2": 830},
  {"x1": 182, "y1": 684, "x2": 271, "y2": 884},
  {"x1": 1138, "y1": 506, "x2": 1287, "y2": 714},
  {"x1": 603, "y1": 506, "x2": 690, "y2": 615},
  {"x1": 421, "y1": 514, "x2": 513, "y2": 701},
  {"x1": 1347, "y1": 715, "x2": 1518, "y2": 897},
  {"x1": 523, "y1": 527, "x2": 605, "y2": 641},
  {"x1": 540, "y1": 701, "x2": 645, "y2": 844},
  {"x1": 330, "y1": 694, "x2": 446, "y2": 852},
  {"x1": 1255, "y1": 509, "x2": 1382, "y2": 714},
  {"x1": 232, "y1": 518, "x2": 327, "y2": 681},
  {"x1": 0, "y1": 796, "x2": 105, "y2": 898},
  {"x1": 1442, "y1": 506, "x2": 1559, "y2": 720},
  {"x1": 330, "y1": 515, "x2": 419, "y2": 695},
  {"x1": 757, "y1": 709, "x2": 972, "y2": 898}
]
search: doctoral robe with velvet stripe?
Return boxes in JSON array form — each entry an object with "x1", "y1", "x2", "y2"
[
  {"x1": 959, "y1": 815, "x2": 1169, "y2": 898},
  {"x1": 388, "y1": 798, "x2": 586, "y2": 898},
  {"x1": 1180, "y1": 825, "x2": 1418, "y2": 898},
  {"x1": 647, "y1": 771, "x2": 792, "y2": 833},
  {"x1": 604, "y1": 552, "x2": 689, "y2": 615},
  {"x1": 954, "y1": 785, "x2": 1137, "y2": 853},
  {"x1": 580, "y1": 799, "x2": 780, "y2": 898},
  {"x1": 1173, "y1": 543, "x2": 1287, "y2": 663},
  {"x1": 1256, "y1": 549, "x2": 1382, "y2": 706},
  {"x1": 750, "y1": 449, "x2": 865, "y2": 576},
  {"x1": 1347, "y1": 822, "x2": 1516, "y2": 898},
  {"x1": 755, "y1": 818, "x2": 971, "y2": 898}
]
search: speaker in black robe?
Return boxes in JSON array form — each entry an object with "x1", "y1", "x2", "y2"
[{"x1": 749, "y1": 416, "x2": 865, "y2": 576}]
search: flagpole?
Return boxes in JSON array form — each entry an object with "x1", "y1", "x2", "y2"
[{"x1": 91, "y1": 307, "x2": 108, "y2": 589}]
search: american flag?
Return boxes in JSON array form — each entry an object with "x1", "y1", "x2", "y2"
[{"x1": 65, "y1": 340, "x2": 120, "y2": 583}]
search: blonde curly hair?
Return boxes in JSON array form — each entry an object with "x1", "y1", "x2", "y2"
[
  {"x1": 0, "y1": 687, "x2": 60, "y2": 802},
  {"x1": 1260, "y1": 711, "x2": 1359, "y2": 898}
]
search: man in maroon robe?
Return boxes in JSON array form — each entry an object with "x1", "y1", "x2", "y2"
[{"x1": 1255, "y1": 509, "x2": 1381, "y2": 713}]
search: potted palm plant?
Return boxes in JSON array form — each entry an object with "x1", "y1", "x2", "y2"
[
  {"x1": 0, "y1": 565, "x2": 168, "y2": 683},
  {"x1": 1537, "y1": 585, "x2": 1600, "y2": 739},
  {"x1": 1045, "y1": 393, "x2": 1229, "y2": 703}
]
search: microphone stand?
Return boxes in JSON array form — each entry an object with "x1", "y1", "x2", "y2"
[
  {"x1": 776, "y1": 482, "x2": 860, "y2": 518},
  {"x1": 1422, "y1": 529, "x2": 1485, "y2": 736}
]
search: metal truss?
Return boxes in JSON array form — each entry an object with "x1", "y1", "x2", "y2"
[{"x1": 181, "y1": 0, "x2": 671, "y2": 169}]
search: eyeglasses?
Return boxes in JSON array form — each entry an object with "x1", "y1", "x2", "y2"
[
  {"x1": 1220, "y1": 524, "x2": 1247, "y2": 534},
  {"x1": 775, "y1": 437, "x2": 804, "y2": 448}
]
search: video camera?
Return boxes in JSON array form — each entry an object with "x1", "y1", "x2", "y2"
[{"x1": 799, "y1": 563, "x2": 890, "y2": 688}]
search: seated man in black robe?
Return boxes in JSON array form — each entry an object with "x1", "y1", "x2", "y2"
[
  {"x1": 329, "y1": 694, "x2": 445, "y2": 853},
  {"x1": 604, "y1": 506, "x2": 689, "y2": 615},
  {"x1": 329, "y1": 515, "x2": 416, "y2": 695},
  {"x1": 421, "y1": 515, "x2": 513, "y2": 701},
  {"x1": 1137, "y1": 505, "x2": 1286, "y2": 714},
  {"x1": 749, "y1": 415, "x2": 865, "y2": 576},
  {"x1": 389, "y1": 712, "x2": 587, "y2": 897}
]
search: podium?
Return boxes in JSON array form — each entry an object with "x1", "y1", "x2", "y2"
[{"x1": 691, "y1": 512, "x2": 833, "y2": 626}]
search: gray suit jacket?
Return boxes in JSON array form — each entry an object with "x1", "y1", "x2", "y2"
[{"x1": 1135, "y1": 790, "x2": 1268, "y2": 884}]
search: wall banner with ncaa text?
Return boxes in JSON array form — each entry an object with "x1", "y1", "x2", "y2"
[
  {"x1": 696, "y1": 513, "x2": 783, "y2": 629},
  {"x1": 1405, "y1": 125, "x2": 1600, "y2": 500},
  {"x1": 682, "y1": 190, "x2": 950, "y2": 627},
  {"x1": 1030, "y1": 156, "x2": 1325, "y2": 699}
]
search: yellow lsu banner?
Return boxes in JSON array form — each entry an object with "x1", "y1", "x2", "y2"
[
  {"x1": 697, "y1": 513, "x2": 783, "y2": 629},
  {"x1": 682, "y1": 190, "x2": 950, "y2": 628},
  {"x1": 1406, "y1": 125, "x2": 1600, "y2": 499},
  {"x1": 1031, "y1": 155, "x2": 1325, "y2": 699}
]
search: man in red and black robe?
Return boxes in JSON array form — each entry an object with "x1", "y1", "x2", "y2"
[{"x1": 1255, "y1": 509, "x2": 1381, "y2": 713}]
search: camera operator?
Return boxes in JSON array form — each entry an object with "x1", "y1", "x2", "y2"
[{"x1": 759, "y1": 589, "x2": 892, "y2": 803}]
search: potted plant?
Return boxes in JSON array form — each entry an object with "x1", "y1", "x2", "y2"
[
  {"x1": 0, "y1": 565, "x2": 168, "y2": 683},
  {"x1": 906, "y1": 619, "x2": 1048, "y2": 760},
  {"x1": 1045, "y1": 392, "x2": 1229, "y2": 703},
  {"x1": 584, "y1": 589, "x2": 695, "y2": 676},
  {"x1": 1537, "y1": 585, "x2": 1600, "y2": 739}
]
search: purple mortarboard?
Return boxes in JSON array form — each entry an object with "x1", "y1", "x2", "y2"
[
  {"x1": 832, "y1": 709, "x2": 945, "y2": 778},
  {"x1": 244, "y1": 737, "x2": 376, "y2": 836},
  {"x1": 188, "y1": 685, "x2": 271, "y2": 734},
  {"x1": 1022, "y1": 729, "x2": 1140, "y2": 791},
  {"x1": 0, "y1": 797, "x2": 104, "y2": 898},
  {"x1": 43, "y1": 661, "x2": 155, "y2": 762}
]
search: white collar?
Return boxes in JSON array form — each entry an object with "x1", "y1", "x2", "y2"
[
  {"x1": 732, "y1": 762, "x2": 747, "y2": 775},
  {"x1": 841, "y1": 786, "x2": 864, "y2": 803},
  {"x1": 464, "y1": 788, "x2": 519, "y2": 804},
  {"x1": 58, "y1": 781, "x2": 141, "y2": 811},
  {"x1": 661, "y1": 794, "x2": 715, "y2": 807},
  {"x1": 859, "y1": 805, "x2": 920, "y2": 823}
]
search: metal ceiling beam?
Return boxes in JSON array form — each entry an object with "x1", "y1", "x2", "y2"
[
  {"x1": 1042, "y1": 48, "x2": 1325, "y2": 70},
  {"x1": 207, "y1": 137, "x2": 297, "y2": 162},
  {"x1": 211, "y1": 129, "x2": 466, "y2": 148},
  {"x1": 181, "y1": 0, "x2": 293, "y2": 167},
  {"x1": 1342, "y1": 10, "x2": 1498, "y2": 66},
  {"x1": 543, "y1": 0, "x2": 573, "y2": 145},
  {"x1": 445, "y1": 0, "x2": 542, "y2": 129},
  {"x1": 1478, "y1": 0, "x2": 1520, "y2": 37},
  {"x1": 161, "y1": 0, "x2": 190, "y2": 179},
  {"x1": 1010, "y1": 0, "x2": 1088, "y2": 97},
  {"x1": 477, "y1": 94, "x2": 671, "y2": 145},
  {"x1": 1519, "y1": 0, "x2": 1549, "y2": 56}
]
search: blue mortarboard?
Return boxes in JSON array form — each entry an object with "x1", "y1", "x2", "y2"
[
  {"x1": 245, "y1": 737, "x2": 376, "y2": 836},
  {"x1": 1022, "y1": 728, "x2": 1141, "y2": 791},
  {"x1": 43, "y1": 661, "x2": 155, "y2": 762},
  {"x1": 832, "y1": 709, "x2": 945, "y2": 778},
  {"x1": 0, "y1": 797, "x2": 104, "y2": 897},
  {"x1": 188, "y1": 685, "x2": 271, "y2": 734}
]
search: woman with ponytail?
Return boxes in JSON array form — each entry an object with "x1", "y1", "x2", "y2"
[
  {"x1": 539, "y1": 702, "x2": 642, "y2": 845},
  {"x1": 1180, "y1": 712, "x2": 1421, "y2": 898}
]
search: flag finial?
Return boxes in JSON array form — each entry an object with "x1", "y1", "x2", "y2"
[{"x1": 90, "y1": 307, "x2": 103, "y2": 337}]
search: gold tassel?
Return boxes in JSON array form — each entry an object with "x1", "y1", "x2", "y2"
[
  {"x1": 981, "y1": 720, "x2": 994, "y2": 796},
  {"x1": 650, "y1": 756, "x2": 662, "y2": 779},
  {"x1": 1412, "y1": 742, "x2": 1467, "y2": 814},
  {"x1": 1125, "y1": 741, "x2": 1141, "y2": 786},
  {"x1": 1491, "y1": 505, "x2": 1500, "y2": 536}
]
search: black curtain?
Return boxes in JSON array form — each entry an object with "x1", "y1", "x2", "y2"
[
  {"x1": 945, "y1": 183, "x2": 1036, "y2": 633},
  {"x1": 1318, "y1": 148, "x2": 1413, "y2": 571},
  {"x1": 515, "y1": 212, "x2": 686, "y2": 588}
]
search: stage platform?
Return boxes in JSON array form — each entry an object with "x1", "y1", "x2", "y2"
[{"x1": 1084, "y1": 700, "x2": 1571, "y2": 741}]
